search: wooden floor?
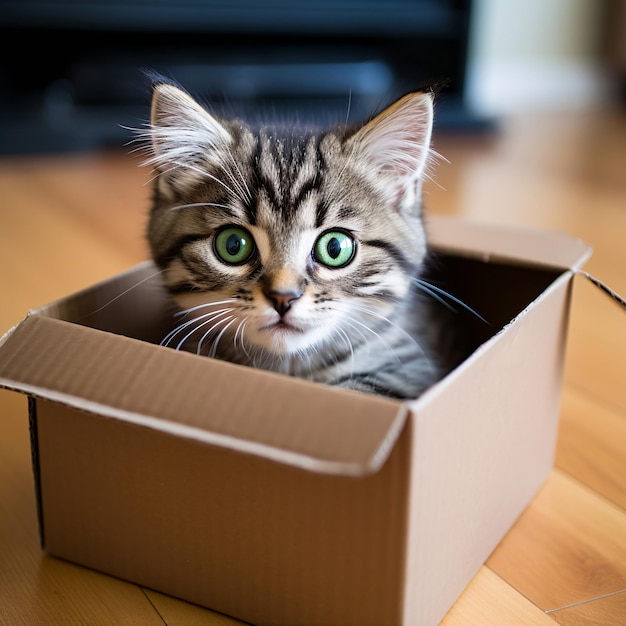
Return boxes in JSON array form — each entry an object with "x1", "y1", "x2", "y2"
[{"x1": 1, "y1": 103, "x2": 625, "y2": 624}]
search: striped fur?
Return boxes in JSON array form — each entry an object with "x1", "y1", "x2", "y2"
[{"x1": 144, "y1": 81, "x2": 446, "y2": 398}]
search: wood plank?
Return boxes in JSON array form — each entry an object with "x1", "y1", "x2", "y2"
[
  {"x1": 440, "y1": 566, "x2": 556, "y2": 625},
  {"x1": 0, "y1": 152, "x2": 149, "y2": 263},
  {"x1": 30, "y1": 152, "x2": 152, "y2": 261},
  {"x1": 549, "y1": 590, "x2": 626, "y2": 626},
  {"x1": 0, "y1": 162, "x2": 138, "y2": 329},
  {"x1": 556, "y1": 387, "x2": 626, "y2": 509},
  {"x1": 487, "y1": 469, "x2": 626, "y2": 611},
  {"x1": 144, "y1": 590, "x2": 249, "y2": 625}
]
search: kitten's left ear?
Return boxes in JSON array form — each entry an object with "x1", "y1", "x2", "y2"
[
  {"x1": 349, "y1": 91, "x2": 434, "y2": 211},
  {"x1": 148, "y1": 82, "x2": 232, "y2": 173}
]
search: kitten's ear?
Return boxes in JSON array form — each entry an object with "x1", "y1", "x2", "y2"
[
  {"x1": 148, "y1": 83, "x2": 231, "y2": 176},
  {"x1": 349, "y1": 92, "x2": 434, "y2": 211}
]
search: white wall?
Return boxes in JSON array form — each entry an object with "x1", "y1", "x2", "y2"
[{"x1": 466, "y1": 0, "x2": 612, "y2": 114}]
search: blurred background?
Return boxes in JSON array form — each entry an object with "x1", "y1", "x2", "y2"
[
  {"x1": 0, "y1": 5, "x2": 625, "y2": 624},
  {"x1": 0, "y1": 0, "x2": 624, "y2": 154}
]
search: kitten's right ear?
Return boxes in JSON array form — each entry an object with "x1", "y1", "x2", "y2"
[
  {"x1": 148, "y1": 83, "x2": 232, "y2": 174},
  {"x1": 347, "y1": 91, "x2": 434, "y2": 213}
]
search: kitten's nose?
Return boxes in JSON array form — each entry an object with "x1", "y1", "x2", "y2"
[{"x1": 265, "y1": 289, "x2": 303, "y2": 316}]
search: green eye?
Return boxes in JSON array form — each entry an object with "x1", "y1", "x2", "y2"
[
  {"x1": 314, "y1": 230, "x2": 356, "y2": 268},
  {"x1": 214, "y1": 226, "x2": 255, "y2": 265}
]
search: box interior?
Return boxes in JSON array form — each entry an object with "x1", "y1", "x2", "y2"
[{"x1": 36, "y1": 252, "x2": 564, "y2": 376}]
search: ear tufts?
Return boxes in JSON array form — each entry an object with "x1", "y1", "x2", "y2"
[
  {"x1": 146, "y1": 83, "x2": 232, "y2": 172},
  {"x1": 354, "y1": 91, "x2": 433, "y2": 181}
]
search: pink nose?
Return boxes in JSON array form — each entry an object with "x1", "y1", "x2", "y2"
[{"x1": 264, "y1": 290, "x2": 303, "y2": 316}]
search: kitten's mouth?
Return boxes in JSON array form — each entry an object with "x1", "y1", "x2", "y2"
[{"x1": 261, "y1": 320, "x2": 303, "y2": 334}]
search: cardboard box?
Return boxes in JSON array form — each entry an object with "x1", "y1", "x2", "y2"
[{"x1": 0, "y1": 216, "x2": 591, "y2": 626}]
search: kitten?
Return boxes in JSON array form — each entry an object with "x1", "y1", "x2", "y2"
[{"x1": 144, "y1": 80, "x2": 448, "y2": 398}]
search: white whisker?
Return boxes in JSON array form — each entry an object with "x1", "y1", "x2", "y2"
[
  {"x1": 414, "y1": 278, "x2": 488, "y2": 323},
  {"x1": 233, "y1": 318, "x2": 252, "y2": 359},
  {"x1": 221, "y1": 153, "x2": 252, "y2": 204},
  {"x1": 339, "y1": 317, "x2": 373, "y2": 366},
  {"x1": 161, "y1": 308, "x2": 233, "y2": 348},
  {"x1": 197, "y1": 315, "x2": 235, "y2": 356},
  {"x1": 193, "y1": 167, "x2": 238, "y2": 195},
  {"x1": 87, "y1": 269, "x2": 165, "y2": 317},
  {"x1": 326, "y1": 140, "x2": 359, "y2": 201},
  {"x1": 168, "y1": 201, "x2": 234, "y2": 213},
  {"x1": 344, "y1": 89, "x2": 352, "y2": 126},
  {"x1": 175, "y1": 299, "x2": 238, "y2": 317},
  {"x1": 335, "y1": 326, "x2": 355, "y2": 376},
  {"x1": 143, "y1": 163, "x2": 183, "y2": 186},
  {"x1": 339, "y1": 313, "x2": 402, "y2": 365},
  {"x1": 340, "y1": 301, "x2": 427, "y2": 354},
  {"x1": 161, "y1": 318, "x2": 195, "y2": 348},
  {"x1": 226, "y1": 150, "x2": 252, "y2": 202},
  {"x1": 146, "y1": 154, "x2": 243, "y2": 200},
  {"x1": 208, "y1": 317, "x2": 237, "y2": 358},
  {"x1": 174, "y1": 310, "x2": 232, "y2": 352}
]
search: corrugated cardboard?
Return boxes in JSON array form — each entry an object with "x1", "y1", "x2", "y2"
[{"x1": 0, "y1": 216, "x2": 592, "y2": 625}]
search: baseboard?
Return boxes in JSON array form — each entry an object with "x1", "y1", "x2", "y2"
[{"x1": 466, "y1": 59, "x2": 615, "y2": 115}]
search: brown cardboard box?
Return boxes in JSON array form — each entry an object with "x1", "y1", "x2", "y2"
[{"x1": 0, "y1": 216, "x2": 591, "y2": 626}]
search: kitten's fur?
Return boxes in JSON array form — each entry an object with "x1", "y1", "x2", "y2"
[{"x1": 145, "y1": 80, "x2": 448, "y2": 398}]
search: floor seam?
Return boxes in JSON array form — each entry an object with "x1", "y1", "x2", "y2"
[{"x1": 545, "y1": 588, "x2": 626, "y2": 613}]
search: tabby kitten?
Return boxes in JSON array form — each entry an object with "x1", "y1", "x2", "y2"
[{"x1": 145, "y1": 80, "x2": 446, "y2": 398}]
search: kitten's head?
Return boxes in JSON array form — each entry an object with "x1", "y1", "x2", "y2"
[{"x1": 145, "y1": 82, "x2": 434, "y2": 364}]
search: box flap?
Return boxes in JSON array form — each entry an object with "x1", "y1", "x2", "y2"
[
  {"x1": 427, "y1": 215, "x2": 592, "y2": 270},
  {"x1": 0, "y1": 315, "x2": 407, "y2": 478}
]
